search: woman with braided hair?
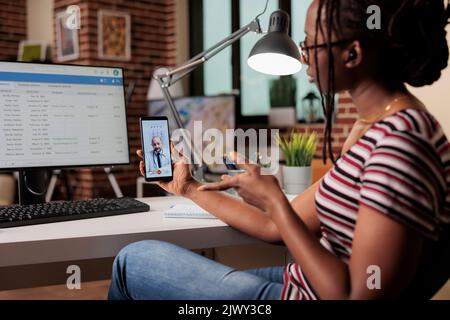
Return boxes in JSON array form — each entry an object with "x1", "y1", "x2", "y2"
[{"x1": 109, "y1": 0, "x2": 450, "y2": 300}]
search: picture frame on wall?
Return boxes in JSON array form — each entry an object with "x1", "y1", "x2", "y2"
[
  {"x1": 18, "y1": 41, "x2": 48, "y2": 62},
  {"x1": 55, "y1": 11, "x2": 80, "y2": 62},
  {"x1": 98, "y1": 10, "x2": 131, "y2": 61}
]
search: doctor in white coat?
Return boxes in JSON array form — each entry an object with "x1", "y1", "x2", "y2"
[{"x1": 147, "y1": 136, "x2": 171, "y2": 177}]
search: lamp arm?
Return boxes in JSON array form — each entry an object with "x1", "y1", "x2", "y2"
[
  {"x1": 158, "y1": 80, "x2": 205, "y2": 180},
  {"x1": 157, "y1": 19, "x2": 262, "y2": 88},
  {"x1": 187, "y1": 18, "x2": 261, "y2": 66},
  {"x1": 153, "y1": 18, "x2": 262, "y2": 181},
  {"x1": 168, "y1": 25, "x2": 254, "y2": 86}
]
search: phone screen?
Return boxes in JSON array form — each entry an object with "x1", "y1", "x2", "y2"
[
  {"x1": 140, "y1": 117, "x2": 173, "y2": 182},
  {"x1": 223, "y1": 156, "x2": 239, "y2": 171}
]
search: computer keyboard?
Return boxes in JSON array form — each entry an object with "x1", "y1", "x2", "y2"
[{"x1": 0, "y1": 198, "x2": 150, "y2": 228}]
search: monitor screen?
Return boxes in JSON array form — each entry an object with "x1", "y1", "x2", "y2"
[
  {"x1": 0, "y1": 62, "x2": 130, "y2": 171},
  {"x1": 148, "y1": 95, "x2": 235, "y2": 134}
]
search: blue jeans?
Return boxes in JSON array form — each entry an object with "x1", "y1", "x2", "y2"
[{"x1": 108, "y1": 240, "x2": 284, "y2": 300}]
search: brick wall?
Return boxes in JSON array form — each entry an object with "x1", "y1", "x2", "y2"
[
  {"x1": 333, "y1": 94, "x2": 358, "y2": 155},
  {"x1": 268, "y1": 93, "x2": 356, "y2": 162},
  {"x1": 289, "y1": 94, "x2": 357, "y2": 159},
  {"x1": 0, "y1": 0, "x2": 26, "y2": 60},
  {"x1": 52, "y1": 0, "x2": 177, "y2": 199}
]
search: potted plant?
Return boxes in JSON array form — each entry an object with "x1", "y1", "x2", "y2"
[
  {"x1": 276, "y1": 130, "x2": 318, "y2": 195},
  {"x1": 269, "y1": 75, "x2": 297, "y2": 127}
]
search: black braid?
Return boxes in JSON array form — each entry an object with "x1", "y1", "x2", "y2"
[
  {"x1": 314, "y1": 0, "x2": 327, "y2": 163},
  {"x1": 447, "y1": 0, "x2": 450, "y2": 23},
  {"x1": 312, "y1": 0, "x2": 449, "y2": 163},
  {"x1": 315, "y1": 0, "x2": 338, "y2": 164},
  {"x1": 325, "y1": 0, "x2": 337, "y2": 163}
]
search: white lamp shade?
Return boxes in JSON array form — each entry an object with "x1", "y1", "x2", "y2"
[
  {"x1": 147, "y1": 67, "x2": 184, "y2": 101},
  {"x1": 247, "y1": 10, "x2": 302, "y2": 76},
  {"x1": 248, "y1": 52, "x2": 302, "y2": 76}
]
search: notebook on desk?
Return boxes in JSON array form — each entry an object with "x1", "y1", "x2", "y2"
[
  {"x1": 163, "y1": 204, "x2": 218, "y2": 220},
  {"x1": 164, "y1": 194, "x2": 297, "y2": 220}
]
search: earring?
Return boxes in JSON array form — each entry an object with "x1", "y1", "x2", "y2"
[{"x1": 347, "y1": 50, "x2": 357, "y2": 62}]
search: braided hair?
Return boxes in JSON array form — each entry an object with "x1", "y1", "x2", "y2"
[{"x1": 313, "y1": 0, "x2": 450, "y2": 163}]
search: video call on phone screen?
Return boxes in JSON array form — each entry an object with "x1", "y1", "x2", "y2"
[{"x1": 142, "y1": 120, "x2": 173, "y2": 179}]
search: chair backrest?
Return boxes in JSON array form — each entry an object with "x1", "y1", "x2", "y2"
[
  {"x1": 312, "y1": 159, "x2": 333, "y2": 183},
  {"x1": 0, "y1": 174, "x2": 15, "y2": 206}
]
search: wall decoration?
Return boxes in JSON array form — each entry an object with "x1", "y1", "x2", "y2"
[
  {"x1": 55, "y1": 11, "x2": 80, "y2": 62},
  {"x1": 18, "y1": 41, "x2": 48, "y2": 62},
  {"x1": 98, "y1": 10, "x2": 131, "y2": 61}
]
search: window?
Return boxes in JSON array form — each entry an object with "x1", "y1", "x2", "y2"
[
  {"x1": 203, "y1": 0, "x2": 232, "y2": 96},
  {"x1": 239, "y1": 0, "x2": 278, "y2": 117},
  {"x1": 291, "y1": 0, "x2": 325, "y2": 123},
  {"x1": 191, "y1": 0, "x2": 323, "y2": 123}
]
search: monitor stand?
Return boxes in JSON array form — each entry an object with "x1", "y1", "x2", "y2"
[
  {"x1": 104, "y1": 167, "x2": 124, "y2": 198},
  {"x1": 18, "y1": 170, "x2": 51, "y2": 205},
  {"x1": 45, "y1": 167, "x2": 123, "y2": 202},
  {"x1": 17, "y1": 168, "x2": 123, "y2": 205}
]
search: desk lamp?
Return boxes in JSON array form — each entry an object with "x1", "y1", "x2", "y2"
[{"x1": 154, "y1": 5, "x2": 302, "y2": 180}]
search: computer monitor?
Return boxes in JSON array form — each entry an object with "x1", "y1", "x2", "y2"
[{"x1": 0, "y1": 62, "x2": 130, "y2": 204}]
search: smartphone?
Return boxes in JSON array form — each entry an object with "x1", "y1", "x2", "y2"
[
  {"x1": 140, "y1": 117, "x2": 173, "y2": 182},
  {"x1": 223, "y1": 155, "x2": 239, "y2": 171}
]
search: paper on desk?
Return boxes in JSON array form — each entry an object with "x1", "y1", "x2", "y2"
[
  {"x1": 286, "y1": 194, "x2": 297, "y2": 202},
  {"x1": 163, "y1": 204, "x2": 217, "y2": 219}
]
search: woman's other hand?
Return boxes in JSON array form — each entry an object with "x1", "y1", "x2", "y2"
[{"x1": 198, "y1": 152, "x2": 286, "y2": 212}]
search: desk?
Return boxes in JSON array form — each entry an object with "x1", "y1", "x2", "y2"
[{"x1": 0, "y1": 197, "x2": 260, "y2": 268}]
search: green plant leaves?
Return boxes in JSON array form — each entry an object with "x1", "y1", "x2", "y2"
[{"x1": 276, "y1": 130, "x2": 318, "y2": 167}]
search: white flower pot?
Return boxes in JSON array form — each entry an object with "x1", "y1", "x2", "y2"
[
  {"x1": 269, "y1": 107, "x2": 296, "y2": 127},
  {"x1": 282, "y1": 166, "x2": 312, "y2": 195}
]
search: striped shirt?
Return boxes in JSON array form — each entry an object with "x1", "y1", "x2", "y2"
[{"x1": 281, "y1": 109, "x2": 450, "y2": 300}]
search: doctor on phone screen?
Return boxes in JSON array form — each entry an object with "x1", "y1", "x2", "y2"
[{"x1": 147, "y1": 136, "x2": 170, "y2": 176}]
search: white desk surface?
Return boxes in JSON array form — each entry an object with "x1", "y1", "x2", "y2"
[{"x1": 0, "y1": 197, "x2": 259, "y2": 267}]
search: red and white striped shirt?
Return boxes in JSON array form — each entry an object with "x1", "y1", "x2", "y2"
[{"x1": 282, "y1": 109, "x2": 450, "y2": 300}]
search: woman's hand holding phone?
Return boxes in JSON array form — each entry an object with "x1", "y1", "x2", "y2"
[{"x1": 137, "y1": 146, "x2": 200, "y2": 197}]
